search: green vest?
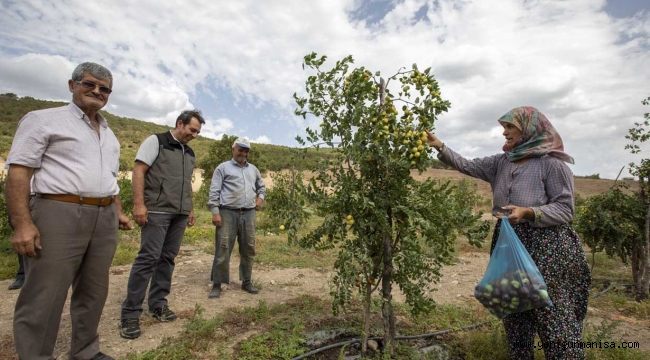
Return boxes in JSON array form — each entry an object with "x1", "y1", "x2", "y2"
[{"x1": 143, "y1": 132, "x2": 195, "y2": 214}]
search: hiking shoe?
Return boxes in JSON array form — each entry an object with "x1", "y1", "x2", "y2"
[
  {"x1": 151, "y1": 305, "x2": 177, "y2": 322},
  {"x1": 8, "y1": 277, "x2": 24, "y2": 290},
  {"x1": 242, "y1": 282, "x2": 259, "y2": 294},
  {"x1": 208, "y1": 284, "x2": 221, "y2": 299},
  {"x1": 119, "y1": 318, "x2": 141, "y2": 339}
]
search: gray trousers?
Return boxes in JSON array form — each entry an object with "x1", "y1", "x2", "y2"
[
  {"x1": 14, "y1": 197, "x2": 118, "y2": 360},
  {"x1": 121, "y1": 213, "x2": 187, "y2": 319},
  {"x1": 211, "y1": 208, "x2": 256, "y2": 285}
]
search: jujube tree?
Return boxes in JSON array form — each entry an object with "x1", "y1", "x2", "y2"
[{"x1": 283, "y1": 53, "x2": 489, "y2": 356}]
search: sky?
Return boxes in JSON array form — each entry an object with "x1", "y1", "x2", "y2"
[{"x1": 0, "y1": 0, "x2": 648, "y2": 179}]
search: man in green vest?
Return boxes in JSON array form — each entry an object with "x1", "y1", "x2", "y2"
[{"x1": 119, "y1": 110, "x2": 204, "y2": 339}]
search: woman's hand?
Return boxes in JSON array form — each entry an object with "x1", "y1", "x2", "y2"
[
  {"x1": 425, "y1": 130, "x2": 444, "y2": 151},
  {"x1": 502, "y1": 205, "x2": 535, "y2": 224}
]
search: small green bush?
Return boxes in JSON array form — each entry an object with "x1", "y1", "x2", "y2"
[{"x1": 117, "y1": 175, "x2": 134, "y2": 215}]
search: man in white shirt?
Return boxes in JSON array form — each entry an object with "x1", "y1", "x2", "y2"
[{"x1": 6, "y1": 62, "x2": 131, "y2": 360}]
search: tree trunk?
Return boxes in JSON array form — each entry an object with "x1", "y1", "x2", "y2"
[
  {"x1": 632, "y1": 246, "x2": 640, "y2": 291},
  {"x1": 362, "y1": 281, "x2": 371, "y2": 354},
  {"x1": 381, "y1": 228, "x2": 396, "y2": 356},
  {"x1": 378, "y1": 77, "x2": 396, "y2": 355},
  {"x1": 633, "y1": 201, "x2": 650, "y2": 301}
]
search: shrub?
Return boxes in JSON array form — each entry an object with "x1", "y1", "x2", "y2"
[{"x1": 117, "y1": 175, "x2": 134, "y2": 215}]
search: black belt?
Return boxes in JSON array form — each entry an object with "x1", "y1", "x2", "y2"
[{"x1": 220, "y1": 207, "x2": 255, "y2": 212}]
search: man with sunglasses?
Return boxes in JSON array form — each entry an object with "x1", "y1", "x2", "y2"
[
  {"x1": 6, "y1": 62, "x2": 131, "y2": 360},
  {"x1": 207, "y1": 137, "x2": 266, "y2": 299},
  {"x1": 119, "y1": 110, "x2": 204, "y2": 339}
]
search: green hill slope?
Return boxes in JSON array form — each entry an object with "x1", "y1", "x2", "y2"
[
  {"x1": 0, "y1": 93, "x2": 343, "y2": 171},
  {"x1": 0, "y1": 93, "x2": 214, "y2": 169}
]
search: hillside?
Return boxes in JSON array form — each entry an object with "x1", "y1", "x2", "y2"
[
  {"x1": 414, "y1": 168, "x2": 638, "y2": 203},
  {"x1": 0, "y1": 94, "x2": 340, "y2": 171},
  {"x1": 0, "y1": 94, "x2": 213, "y2": 168}
]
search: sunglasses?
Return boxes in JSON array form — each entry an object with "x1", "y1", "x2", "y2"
[{"x1": 76, "y1": 80, "x2": 112, "y2": 95}]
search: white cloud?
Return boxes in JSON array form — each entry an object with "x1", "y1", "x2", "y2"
[
  {"x1": 0, "y1": 0, "x2": 648, "y2": 178},
  {"x1": 200, "y1": 117, "x2": 235, "y2": 140},
  {"x1": 0, "y1": 54, "x2": 74, "y2": 101}
]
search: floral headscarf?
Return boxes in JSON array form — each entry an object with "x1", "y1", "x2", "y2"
[{"x1": 498, "y1": 106, "x2": 574, "y2": 164}]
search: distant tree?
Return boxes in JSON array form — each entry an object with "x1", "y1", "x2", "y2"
[
  {"x1": 197, "y1": 134, "x2": 239, "y2": 175},
  {"x1": 624, "y1": 96, "x2": 650, "y2": 300},
  {"x1": 576, "y1": 97, "x2": 650, "y2": 300},
  {"x1": 264, "y1": 170, "x2": 310, "y2": 243},
  {"x1": 197, "y1": 134, "x2": 263, "y2": 176},
  {"x1": 575, "y1": 186, "x2": 643, "y2": 259},
  {"x1": 194, "y1": 134, "x2": 237, "y2": 208}
]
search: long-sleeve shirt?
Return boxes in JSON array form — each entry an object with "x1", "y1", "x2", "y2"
[
  {"x1": 207, "y1": 159, "x2": 266, "y2": 215},
  {"x1": 437, "y1": 145, "x2": 575, "y2": 227}
]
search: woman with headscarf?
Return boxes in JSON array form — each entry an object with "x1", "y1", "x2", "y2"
[{"x1": 427, "y1": 106, "x2": 591, "y2": 359}]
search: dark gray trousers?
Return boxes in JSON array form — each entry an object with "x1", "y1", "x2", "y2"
[
  {"x1": 121, "y1": 213, "x2": 187, "y2": 319},
  {"x1": 211, "y1": 208, "x2": 256, "y2": 285},
  {"x1": 14, "y1": 197, "x2": 118, "y2": 360}
]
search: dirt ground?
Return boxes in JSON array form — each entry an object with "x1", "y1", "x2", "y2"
[
  {"x1": 0, "y1": 246, "x2": 488, "y2": 359},
  {"x1": 1, "y1": 246, "x2": 648, "y2": 359}
]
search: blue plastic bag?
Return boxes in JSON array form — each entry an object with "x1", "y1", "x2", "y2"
[{"x1": 474, "y1": 217, "x2": 553, "y2": 318}]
